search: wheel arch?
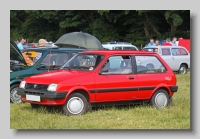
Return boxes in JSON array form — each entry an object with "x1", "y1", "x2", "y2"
[
  {"x1": 10, "y1": 80, "x2": 21, "y2": 87},
  {"x1": 151, "y1": 86, "x2": 170, "y2": 100},
  {"x1": 67, "y1": 88, "x2": 90, "y2": 102},
  {"x1": 179, "y1": 63, "x2": 188, "y2": 69}
]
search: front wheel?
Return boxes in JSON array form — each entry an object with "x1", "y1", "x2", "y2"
[
  {"x1": 62, "y1": 93, "x2": 89, "y2": 116},
  {"x1": 150, "y1": 89, "x2": 169, "y2": 108},
  {"x1": 178, "y1": 64, "x2": 187, "y2": 74},
  {"x1": 10, "y1": 84, "x2": 22, "y2": 103}
]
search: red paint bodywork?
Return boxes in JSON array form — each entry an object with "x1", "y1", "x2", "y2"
[{"x1": 20, "y1": 50, "x2": 177, "y2": 106}]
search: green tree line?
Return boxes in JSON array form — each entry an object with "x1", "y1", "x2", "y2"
[{"x1": 10, "y1": 10, "x2": 190, "y2": 47}]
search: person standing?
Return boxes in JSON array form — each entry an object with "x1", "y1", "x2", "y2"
[
  {"x1": 17, "y1": 38, "x2": 25, "y2": 51},
  {"x1": 162, "y1": 38, "x2": 172, "y2": 46},
  {"x1": 155, "y1": 40, "x2": 160, "y2": 46},
  {"x1": 33, "y1": 39, "x2": 47, "y2": 63},
  {"x1": 147, "y1": 38, "x2": 156, "y2": 46},
  {"x1": 170, "y1": 37, "x2": 177, "y2": 46}
]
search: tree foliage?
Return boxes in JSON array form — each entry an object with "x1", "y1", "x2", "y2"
[{"x1": 10, "y1": 10, "x2": 190, "y2": 47}]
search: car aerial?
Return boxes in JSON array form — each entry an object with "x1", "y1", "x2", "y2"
[
  {"x1": 17, "y1": 50, "x2": 178, "y2": 116},
  {"x1": 143, "y1": 45, "x2": 190, "y2": 74},
  {"x1": 102, "y1": 41, "x2": 138, "y2": 51},
  {"x1": 10, "y1": 40, "x2": 85, "y2": 103}
]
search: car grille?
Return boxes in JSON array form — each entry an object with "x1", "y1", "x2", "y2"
[{"x1": 25, "y1": 83, "x2": 48, "y2": 90}]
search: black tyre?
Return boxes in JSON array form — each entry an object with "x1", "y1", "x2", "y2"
[
  {"x1": 62, "y1": 93, "x2": 89, "y2": 116},
  {"x1": 150, "y1": 89, "x2": 169, "y2": 108},
  {"x1": 169, "y1": 96, "x2": 173, "y2": 106},
  {"x1": 10, "y1": 84, "x2": 22, "y2": 103},
  {"x1": 178, "y1": 64, "x2": 187, "y2": 74},
  {"x1": 30, "y1": 103, "x2": 41, "y2": 109}
]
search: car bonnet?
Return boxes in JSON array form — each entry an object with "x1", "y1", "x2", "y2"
[{"x1": 10, "y1": 40, "x2": 27, "y2": 65}]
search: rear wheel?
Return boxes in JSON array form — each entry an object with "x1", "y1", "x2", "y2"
[
  {"x1": 10, "y1": 84, "x2": 22, "y2": 103},
  {"x1": 178, "y1": 64, "x2": 187, "y2": 74},
  {"x1": 150, "y1": 89, "x2": 169, "y2": 108},
  {"x1": 62, "y1": 93, "x2": 89, "y2": 116}
]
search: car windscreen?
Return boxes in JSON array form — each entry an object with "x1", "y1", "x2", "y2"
[{"x1": 61, "y1": 54, "x2": 104, "y2": 71}]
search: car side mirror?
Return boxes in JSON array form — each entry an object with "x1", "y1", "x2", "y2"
[
  {"x1": 99, "y1": 67, "x2": 108, "y2": 74},
  {"x1": 37, "y1": 63, "x2": 46, "y2": 69}
]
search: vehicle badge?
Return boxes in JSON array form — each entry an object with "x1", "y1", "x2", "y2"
[{"x1": 34, "y1": 84, "x2": 37, "y2": 88}]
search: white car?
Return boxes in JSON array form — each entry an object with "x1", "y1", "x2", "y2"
[
  {"x1": 143, "y1": 46, "x2": 190, "y2": 74},
  {"x1": 102, "y1": 42, "x2": 138, "y2": 51}
]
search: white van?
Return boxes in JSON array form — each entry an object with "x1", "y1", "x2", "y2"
[
  {"x1": 102, "y1": 42, "x2": 138, "y2": 51},
  {"x1": 143, "y1": 46, "x2": 190, "y2": 74}
]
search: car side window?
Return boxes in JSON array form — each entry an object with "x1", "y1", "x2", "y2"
[
  {"x1": 172, "y1": 48, "x2": 182, "y2": 56},
  {"x1": 114, "y1": 47, "x2": 122, "y2": 50},
  {"x1": 100, "y1": 55, "x2": 133, "y2": 74},
  {"x1": 123, "y1": 47, "x2": 137, "y2": 50},
  {"x1": 179, "y1": 48, "x2": 188, "y2": 55},
  {"x1": 135, "y1": 56, "x2": 166, "y2": 74},
  {"x1": 161, "y1": 48, "x2": 171, "y2": 55},
  {"x1": 38, "y1": 52, "x2": 69, "y2": 70}
]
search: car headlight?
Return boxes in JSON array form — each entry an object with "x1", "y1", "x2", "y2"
[
  {"x1": 47, "y1": 83, "x2": 58, "y2": 92},
  {"x1": 19, "y1": 81, "x2": 26, "y2": 89}
]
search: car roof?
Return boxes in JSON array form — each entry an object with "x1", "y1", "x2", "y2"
[
  {"x1": 79, "y1": 50, "x2": 155, "y2": 55},
  {"x1": 23, "y1": 46, "x2": 86, "y2": 52},
  {"x1": 143, "y1": 46, "x2": 186, "y2": 49},
  {"x1": 102, "y1": 42, "x2": 132, "y2": 45}
]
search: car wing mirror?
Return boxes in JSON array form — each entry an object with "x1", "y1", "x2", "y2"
[{"x1": 37, "y1": 63, "x2": 46, "y2": 69}]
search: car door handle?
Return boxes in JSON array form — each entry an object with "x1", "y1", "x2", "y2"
[{"x1": 128, "y1": 76, "x2": 134, "y2": 79}]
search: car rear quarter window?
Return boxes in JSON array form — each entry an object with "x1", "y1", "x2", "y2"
[
  {"x1": 179, "y1": 48, "x2": 188, "y2": 55},
  {"x1": 135, "y1": 56, "x2": 166, "y2": 74}
]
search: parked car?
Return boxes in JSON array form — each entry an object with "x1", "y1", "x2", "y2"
[
  {"x1": 102, "y1": 42, "x2": 138, "y2": 50},
  {"x1": 10, "y1": 40, "x2": 85, "y2": 103},
  {"x1": 143, "y1": 46, "x2": 190, "y2": 74},
  {"x1": 17, "y1": 50, "x2": 178, "y2": 116}
]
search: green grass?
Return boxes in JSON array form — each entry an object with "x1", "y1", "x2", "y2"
[{"x1": 10, "y1": 73, "x2": 190, "y2": 129}]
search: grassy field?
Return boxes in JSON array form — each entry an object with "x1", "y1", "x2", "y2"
[{"x1": 10, "y1": 73, "x2": 190, "y2": 129}]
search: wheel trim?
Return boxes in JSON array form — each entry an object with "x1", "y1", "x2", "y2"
[
  {"x1": 155, "y1": 93, "x2": 168, "y2": 108},
  {"x1": 180, "y1": 66, "x2": 186, "y2": 74},
  {"x1": 67, "y1": 97, "x2": 84, "y2": 115},
  {"x1": 10, "y1": 87, "x2": 21, "y2": 103}
]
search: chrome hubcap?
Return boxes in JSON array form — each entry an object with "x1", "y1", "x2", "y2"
[
  {"x1": 10, "y1": 87, "x2": 21, "y2": 103},
  {"x1": 180, "y1": 66, "x2": 186, "y2": 74},
  {"x1": 67, "y1": 97, "x2": 84, "y2": 114},
  {"x1": 155, "y1": 93, "x2": 168, "y2": 108}
]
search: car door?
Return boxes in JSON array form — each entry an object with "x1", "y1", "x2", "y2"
[
  {"x1": 94, "y1": 55, "x2": 139, "y2": 102},
  {"x1": 135, "y1": 55, "x2": 169, "y2": 99},
  {"x1": 160, "y1": 48, "x2": 175, "y2": 70},
  {"x1": 32, "y1": 52, "x2": 70, "y2": 75}
]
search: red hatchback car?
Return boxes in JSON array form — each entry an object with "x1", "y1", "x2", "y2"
[{"x1": 17, "y1": 50, "x2": 178, "y2": 116}]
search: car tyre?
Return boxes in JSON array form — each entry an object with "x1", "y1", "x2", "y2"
[
  {"x1": 10, "y1": 84, "x2": 22, "y2": 103},
  {"x1": 30, "y1": 103, "x2": 41, "y2": 109},
  {"x1": 168, "y1": 96, "x2": 173, "y2": 106},
  {"x1": 62, "y1": 93, "x2": 89, "y2": 116},
  {"x1": 178, "y1": 64, "x2": 187, "y2": 74},
  {"x1": 150, "y1": 89, "x2": 169, "y2": 109}
]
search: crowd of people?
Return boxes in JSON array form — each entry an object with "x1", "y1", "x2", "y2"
[
  {"x1": 146, "y1": 37, "x2": 178, "y2": 47},
  {"x1": 15, "y1": 37, "x2": 48, "y2": 50}
]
